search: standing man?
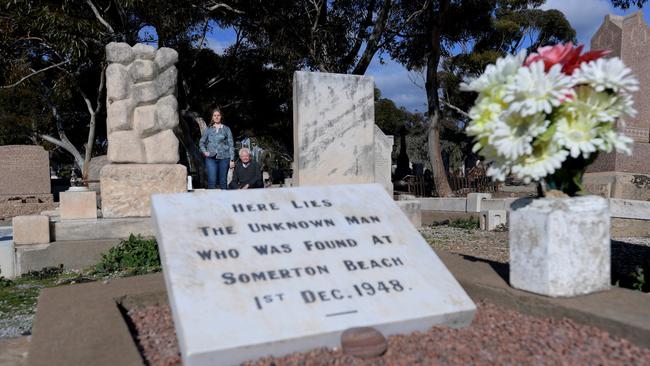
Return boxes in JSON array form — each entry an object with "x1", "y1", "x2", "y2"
[{"x1": 230, "y1": 148, "x2": 263, "y2": 189}]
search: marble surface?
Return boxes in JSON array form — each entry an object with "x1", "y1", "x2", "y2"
[
  {"x1": 509, "y1": 196, "x2": 610, "y2": 297},
  {"x1": 293, "y1": 72, "x2": 375, "y2": 186},
  {"x1": 152, "y1": 184, "x2": 476, "y2": 366},
  {"x1": 374, "y1": 126, "x2": 394, "y2": 196}
]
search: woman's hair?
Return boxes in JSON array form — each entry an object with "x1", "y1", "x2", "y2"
[{"x1": 209, "y1": 107, "x2": 222, "y2": 125}]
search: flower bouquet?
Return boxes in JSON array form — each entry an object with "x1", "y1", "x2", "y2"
[
  {"x1": 462, "y1": 43, "x2": 640, "y2": 296},
  {"x1": 462, "y1": 43, "x2": 638, "y2": 196}
]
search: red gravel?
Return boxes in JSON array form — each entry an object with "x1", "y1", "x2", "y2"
[{"x1": 128, "y1": 302, "x2": 650, "y2": 366}]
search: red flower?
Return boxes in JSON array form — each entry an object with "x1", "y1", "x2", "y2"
[{"x1": 524, "y1": 42, "x2": 610, "y2": 75}]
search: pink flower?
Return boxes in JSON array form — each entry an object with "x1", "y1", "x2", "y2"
[{"x1": 525, "y1": 43, "x2": 610, "y2": 75}]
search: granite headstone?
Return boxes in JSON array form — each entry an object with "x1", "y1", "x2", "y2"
[{"x1": 0, "y1": 145, "x2": 50, "y2": 196}]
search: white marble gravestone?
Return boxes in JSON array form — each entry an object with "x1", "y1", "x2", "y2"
[
  {"x1": 374, "y1": 126, "x2": 394, "y2": 196},
  {"x1": 152, "y1": 184, "x2": 475, "y2": 366},
  {"x1": 293, "y1": 71, "x2": 375, "y2": 186}
]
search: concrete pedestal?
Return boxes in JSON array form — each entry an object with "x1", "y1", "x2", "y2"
[
  {"x1": 12, "y1": 215, "x2": 50, "y2": 245},
  {"x1": 480, "y1": 210, "x2": 506, "y2": 231},
  {"x1": 509, "y1": 196, "x2": 610, "y2": 297},
  {"x1": 100, "y1": 164, "x2": 186, "y2": 218},
  {"x1": 60, "y1": 191, "x2": 97, "y2": 220}
]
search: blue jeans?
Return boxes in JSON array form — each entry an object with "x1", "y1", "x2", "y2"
[{"x1": 205, "y1": 157, "x2": 230, "y2": 189}]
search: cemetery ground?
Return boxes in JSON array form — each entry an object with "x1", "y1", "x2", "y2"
[{"x1": 1, "y1": 225, "x2": 650, "y2": 365}]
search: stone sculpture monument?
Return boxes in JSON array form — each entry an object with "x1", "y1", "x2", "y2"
[
  {"x1": 585, "y1": 12, "x2": 650, "y2": 200},
  {"x1": 100, "y1": 43, "x2": 186, "y2": 217}
]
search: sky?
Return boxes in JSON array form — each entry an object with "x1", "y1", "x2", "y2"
[{"x1": 203, "y1": 1, "x2": 650, "y2": 113}]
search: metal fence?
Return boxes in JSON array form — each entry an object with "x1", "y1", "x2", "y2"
[{"x1": 402, "y1": 174, "x2": 499, "y2": 197}]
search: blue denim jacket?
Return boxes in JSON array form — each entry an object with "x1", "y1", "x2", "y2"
[{"x1": 199, "y1": 125, "x2": 234, "y2": 160}]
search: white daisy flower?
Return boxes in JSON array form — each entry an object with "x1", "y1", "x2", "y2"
[
  {"x1": 600, "y1": 129, "x2": 633, "y2": 155},
  {"x1": 510, "y1": 142, "x2": 569, "y2": 183},
  {"x1": 490, "y1": 112, "x2": 549, "y2": 160},
  {"x1": 555, "y1": 111, "x2": 604, "y2": 159},
  {"x1": 460, "y1": 51, "x2": 526, "y2": 93},
  {"x1": 504, "y1": 61, "x2": 574, "y2": 116},
  {"x1": 572, "y1": 57, "x2": 639, "y2": 94},
  {"x1": 466, "y1": 96, "x2": 504, "y2": 138},
  {"x1": 564, "y1": 85, "x2": 624, "y2": 123}
]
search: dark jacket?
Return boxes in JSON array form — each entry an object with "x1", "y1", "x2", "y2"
[
  {"x1": 199, "y1": 125, "x2": 234, "y2": 160},
  {"x1": 230, "y1": 160, "x2": 263, "y2": 189}
]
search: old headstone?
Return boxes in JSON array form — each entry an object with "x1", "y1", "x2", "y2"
[
  {"x1": 585, "y1": 12, "x2": 650, "y2": 200},
  {"x1": 87, "y1": 155, "x2": 109, "y2": 193},
  {"x1": 12, "y1": 215, "x2": 50, "y2": 245},
  {"x1": 374, "y1": 126, "x2": 394, "y2": 196},
  {"x1": 293, "y1": 71, "x2": 375, "y2": 186},
  {"x1": 0, "y1": 145, "x2": 55, "y2": 219},
  {"x1": 100, "y1": 43, "x2": 187, "y2": 217},
  {"x1": 152, "y1": 184, "x2": 475, "y2": 366}
]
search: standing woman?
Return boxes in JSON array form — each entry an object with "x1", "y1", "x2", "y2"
[{"x1": 199, "y1": 108, "x2": 235, "y2": 189}]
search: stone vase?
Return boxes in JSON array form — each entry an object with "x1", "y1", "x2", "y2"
[{"x1": 508, "y1": 195, "x2": 610, "y2": 297}]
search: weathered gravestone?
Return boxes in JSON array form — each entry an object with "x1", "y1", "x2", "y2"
[
  {"x1": 152, "y1": 184, "x2": 475, "y2": 366},
  {"x1": 294, "y1": 72, "x2": 395, "y2": 194},
  {"x1": 374, "y1": 126, "x2": 394, "y2": 196},
  {"x1": 0, "y1": 145, "x2": 55, "y2": 219}
]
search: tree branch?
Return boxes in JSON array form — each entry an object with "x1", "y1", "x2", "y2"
[
  {"x1": 0, "y1": 60, "x2": 69, "y2": 89},
  {"x1": 86, "y1": 0, "x2": 115, "y2": 34},
  {"x1": 341, "y1": 0, "x2": 377, "y2": 70},
  {"x1": 441, "y1": 99, "x2": 469, "y2": 118},
  {"x1": 352, "y1": 0, "x2": 393, "y2": 75},
  {"x1": 206, "y1": 2, "x2": 244, "y2": 14}
]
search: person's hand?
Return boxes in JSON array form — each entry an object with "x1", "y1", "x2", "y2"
[
  {"x1": 203, "y1": 152, "x2": 209, "y2": 157},
  {"x1": 229, "y1": 161, "x2": 235, "y2": 169}
]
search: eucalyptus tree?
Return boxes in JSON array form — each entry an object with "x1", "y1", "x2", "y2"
[{"x1": 387, "y1": 0, "x2": 575, "y2": 196}]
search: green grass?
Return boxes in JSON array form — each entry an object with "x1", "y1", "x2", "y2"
[
  {"x1": 0, "y1": 266, "x2": 82, "y2": 317},
  {"x1": 0, "y1": 234, "x2": 162, "y2": 327},
  {"x1": 448, "y1": 217, "x2": 480, "y2": 230}
]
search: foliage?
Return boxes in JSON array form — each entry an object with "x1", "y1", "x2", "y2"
[
  {"x1": 94, "y1": 234, "x2": 161, "y2": 275},
  {"x1": 611, "y1": 0, "x2": 647, "y2": 8},
  {"x1": 0, "y1": 266, "x2": 13, "y2": 288},
  {"x1": 631, "y1": 266, "x2": 646, "y2": 292},
  {"x1": 0, "y1": 0, "x2": 579, "y2": 188},
  {"x1": 22, "y1": 265, "x2": 65, "y2": 280},
  {"x1": 449, "y1": 217, "x2": 480, "y2": 230}
]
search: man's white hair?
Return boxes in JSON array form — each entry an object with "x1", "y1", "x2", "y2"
[{"x1": 239, "y1": 147, "x2": 251, "y2": 156}]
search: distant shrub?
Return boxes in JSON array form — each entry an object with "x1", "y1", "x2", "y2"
[
  {"x1": 0, "y1": 266, "x2": 12, "y2": 287},
  {"x1": 22, "y1": 265, "x2": 64, "y2": 280},
  {"x1": 94, "y1": 234, "x2": 160, "y2": 275},
  {"x1": 449, "y1": 217, "x2": 480, "y2": 230}
]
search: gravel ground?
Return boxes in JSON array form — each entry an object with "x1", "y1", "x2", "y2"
[
  {"x1": 0, "y1": 314, "x2": 33, "y2": 339},
  {"x1": 420, "y1": 226, "x2": 650, "y2": 264},
  {"x1": 420, "y1": 226, "x2": 510, "y2": 263},
  {"x1": 128, "y1": 301, "x2": 650, "y2": 366}
]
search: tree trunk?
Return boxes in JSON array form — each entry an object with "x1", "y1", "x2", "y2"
[
  {"x1": 81, "y1": 67, "x2": 105, "y2": 181},
  {"x1": 179, "y1": 110, "x2": 208, "y2": 187},
  {"x1": 425, "y1": 0, "x2": 452, "y2": 197}
]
